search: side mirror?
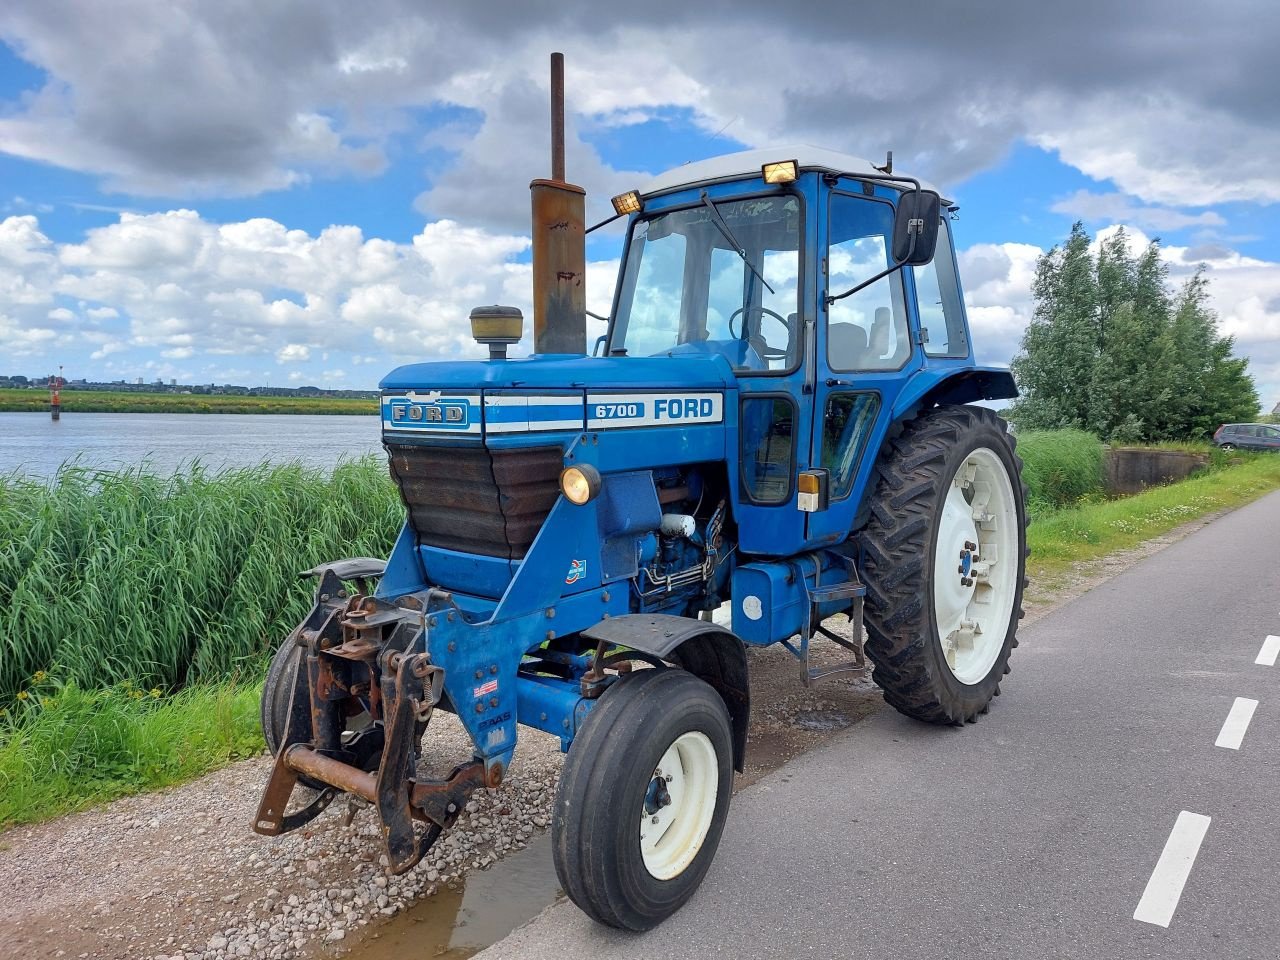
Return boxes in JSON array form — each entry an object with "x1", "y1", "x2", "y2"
[{"x1": 891, "y1": 190, "x2": 941, "y2": 266}]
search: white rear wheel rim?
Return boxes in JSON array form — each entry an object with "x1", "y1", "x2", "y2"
[
  {"x1": 638, "y1": 730, "x2": 718, "y2": 880},
  {"x1": 932, "y1": 446, "x2": 1019, "y2": 685}
]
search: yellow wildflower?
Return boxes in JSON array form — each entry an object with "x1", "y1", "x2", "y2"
[
  {"x1": 16, "y1": 690, "x2": 29, "y2": 701},
  {"x1": 149, "y1": 688, "x2": 162, "y2": 699},
  {"x1": 32, "y1": 670, "x2": 47, "y2": 683}
]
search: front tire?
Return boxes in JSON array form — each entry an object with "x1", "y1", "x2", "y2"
[
  {"x1": 859, "y1": 404, "x2": 1028, "y2": 724},
  {"x1": 552, "y1": 669, "x2": 733, "y2": 931}
]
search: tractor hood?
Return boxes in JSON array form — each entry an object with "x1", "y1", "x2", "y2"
[
  {"x1": 380, "y1": 353, "x2": 736, "y2": 438},
  {"x1": 380, "y1": 353, "x2": 737, "y2": 392}
]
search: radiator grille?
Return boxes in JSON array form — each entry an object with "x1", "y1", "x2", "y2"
[{"x1": 385, "y1": 441, "x2": 562, "y2": 559}]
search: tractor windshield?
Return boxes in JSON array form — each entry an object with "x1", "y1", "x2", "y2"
[{"x1": 609, "y1": 194, "x2": 801, "y2": 372}]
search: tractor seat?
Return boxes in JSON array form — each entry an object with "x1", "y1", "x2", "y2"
[{"x1": 828, "y1": 322, "x2": 868, "y2": 369}]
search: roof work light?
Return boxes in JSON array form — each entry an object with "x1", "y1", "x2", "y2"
[
  {"x1": 761, "y1": 160, "x2": 798, "y2": 184},
  {"x1": 611, "y1": 191, "x2": 643, "y2": 216}
]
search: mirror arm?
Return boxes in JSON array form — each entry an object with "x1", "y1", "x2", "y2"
[
  {"x1": 825, "y1": 237, "x2": 916, "y2": 306},
  {"x1": 585, "y1": 212, "x2": 624, "y2": 235}
]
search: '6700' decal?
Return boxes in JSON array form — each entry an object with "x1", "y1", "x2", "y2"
[{"x1": 586, "y1": 393, "x2": 722, "y2": 429}]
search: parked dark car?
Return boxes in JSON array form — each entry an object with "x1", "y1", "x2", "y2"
[{"x1": 1213, "y1": 423, "x2": 1280, "y2": 451}]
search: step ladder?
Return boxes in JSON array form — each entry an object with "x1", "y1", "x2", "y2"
[{"x1": 786, "y1": 562, "x2": 867, "y2": 687}]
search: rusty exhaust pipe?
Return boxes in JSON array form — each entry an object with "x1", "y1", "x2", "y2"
[{"x1": 530, "y1": 52, "x2": 586, "y2": 355}]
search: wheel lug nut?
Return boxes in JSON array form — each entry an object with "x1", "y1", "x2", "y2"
[
  {"x1": 665, "y1": 774, "x2": 673, "y2": 782},
  {"x1": 957, "y1": 565, "x2": 965, "y2": 575},
  {"x1": 651, "y1": 815, "x2": 660, "y2": 824}
]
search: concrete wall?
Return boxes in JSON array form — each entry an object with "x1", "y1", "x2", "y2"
[{"x1": 1104, "y1": 447, "x2": 1208, "y2": 496}]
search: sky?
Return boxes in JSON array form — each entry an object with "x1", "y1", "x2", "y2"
[{"x1": 2, "y1": 1, "x2": 1280, "y2": 405}]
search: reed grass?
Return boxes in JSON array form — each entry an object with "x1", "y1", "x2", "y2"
[
  {"x1": 1015, "y1": 428, "x2": 1106, "y2": 513},
  {"x1": 0, "y1": 458, "x2": 401, "y2": 704}
]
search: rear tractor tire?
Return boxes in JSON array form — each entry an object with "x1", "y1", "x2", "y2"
[
  {"x1": 859, "y1": 404, "x2": 1028, "y2": 724},
  {"x1": 552, "y1": 668, "x2": 734, "y2": 931}
]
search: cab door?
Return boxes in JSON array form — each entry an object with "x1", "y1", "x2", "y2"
[{"x1": 803, "y1": 183, "x2": 922, "y2": 546}]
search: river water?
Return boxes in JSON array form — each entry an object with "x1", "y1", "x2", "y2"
[{"x1": 0, "y1": 411, "x2": 384, "y2": 478}]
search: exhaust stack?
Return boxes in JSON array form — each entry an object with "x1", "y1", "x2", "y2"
[{"x1": 530, "y1": 52, "x2": 586, "y2": 355}]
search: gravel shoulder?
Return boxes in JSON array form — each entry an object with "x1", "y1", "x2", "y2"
[{"x1": 0, "y1": 508, "x2": 1228, "y2": 960}]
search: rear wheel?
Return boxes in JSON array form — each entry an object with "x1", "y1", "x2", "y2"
[
  {"x1": 859, "y1": 404, "x2": 1028, "y2": 723},
  {"x1": 552, "y1": 668, "x2": 733, "y2": 930}
]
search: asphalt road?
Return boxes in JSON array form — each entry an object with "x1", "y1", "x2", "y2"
[{"x1": 479, "y1": 491, "x2": 1280, "y2": 960}]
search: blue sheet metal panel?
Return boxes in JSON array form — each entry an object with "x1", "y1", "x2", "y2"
[
  {"x1": 375, "y1": 522, "x2": 427, "y2": 598},
  {"x1": 595, "y1": 470, "x2": 661, "y2": 536},
  {"x1": 595, "y1": 470, "x2": 662, "y2": 582},
  {"x1": 417, "y1": 544, "x2": 517, "y2": 600},
  {"x1": 592, "y1": 423, "x2": 727, "y2": 469},
  {"x1": 731, "y1": 561, "x2": 809, "y2": 644},
  {"x1": 381, "y1": 353, "x2": 738, "y2": 391}
]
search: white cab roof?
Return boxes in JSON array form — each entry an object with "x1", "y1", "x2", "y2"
[{"x1": 640, "y1": 144, "x2": 942, "y2": 198}]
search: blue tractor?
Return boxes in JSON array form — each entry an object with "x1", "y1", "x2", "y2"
[{"x1": 253, "y1": 69, "x2": 1027, "y2": 931}]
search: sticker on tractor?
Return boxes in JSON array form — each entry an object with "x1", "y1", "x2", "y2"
[
  {"x1": 485, "y1": 728, "x2": 508, "y2": 749},
  {"x1": 586, "y1": 392, "x2": 723, "y2": 429},
  {"x1": 473, "y1": 678, "x2": 498, "y2": 698},
  {"x1": 565, "y1": 559, "x2": 586, "y2": 584}
]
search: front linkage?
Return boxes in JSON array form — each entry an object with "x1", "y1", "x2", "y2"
[{"x1": 252, "y1": 565, "x2": 486, "y2": 873}]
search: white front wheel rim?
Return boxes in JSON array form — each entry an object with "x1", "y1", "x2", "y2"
[
  {"x1": 933, "y1": 446, "x2": 1020, "y2": 685},
  {"x1": 638, "y1": 731, "x2": 719, "y2": 880}
]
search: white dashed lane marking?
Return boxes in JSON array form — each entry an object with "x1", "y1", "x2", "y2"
[
  {"x1": 1133, "y1": 812, "x2": 1212, "y2": 928},
  {"x1": 1255, "y1": 635, "x2": 1280, "y2": 667},
  {"x1": 1214, "y1": 697, "x2": 1259, "y2": 750}
]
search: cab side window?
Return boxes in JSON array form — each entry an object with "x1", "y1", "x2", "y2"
[
  {"x1": 912, "y1": 217, "x2": 969, "y2": 358},
  {"x1": 827, "y1": 194, "x2": 910, "y2": 372}
]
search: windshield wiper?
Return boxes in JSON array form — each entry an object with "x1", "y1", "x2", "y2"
[{"x1": 699, "y1": 191, "x2": 775, "y2": 295}]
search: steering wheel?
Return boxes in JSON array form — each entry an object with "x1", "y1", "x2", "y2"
[{"x1": 727, "y1": 305, "x2": 794, "y2": 360}]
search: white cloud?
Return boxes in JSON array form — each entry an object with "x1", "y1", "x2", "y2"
[
  {"x1": 5, "y1": 4, "x2": 1279, "y2": 213},
  {"x1": 0, "y1": 210, "x2": 548, "y2": 382},
  {"x1": 1050, "y1": 191, "x2": 1226, "y2": 233},
  {"x1": 275, "y1": 343, "x2": 311, "y2": 363}
]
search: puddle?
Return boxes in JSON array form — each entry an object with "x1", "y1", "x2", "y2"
[
  {"x1": 792, "y1": 708, "x2": 851, "y2": 731},
  {"x1": 354, "y1": 834, "x2": 561, "y2": 959}
]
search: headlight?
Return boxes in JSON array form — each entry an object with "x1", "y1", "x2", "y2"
[{"x1": 560, "y1": 464, "x2": 602, "y2": 505}]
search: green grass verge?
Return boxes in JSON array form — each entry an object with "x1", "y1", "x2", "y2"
[
  {"x1": 0, "y1": 388, "x2": 377, "y2": 415},
  {"x1": 0, "y1": 676, "x2": 262, "y2": 827},
  {"x1": 1028, "y1": 453, "x2": 1280, "y2": 583}
]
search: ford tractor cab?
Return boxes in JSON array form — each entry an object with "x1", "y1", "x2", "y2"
[{"x1": 253, "y1": 74, "x2": 1027, "y2": 933}]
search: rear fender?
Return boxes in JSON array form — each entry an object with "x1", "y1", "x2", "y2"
[
  {"x1": 891, "y1": 367, "x2": 1018, "y2": 422},
  {"x1": 580, "y1": 614, "x2": 749, "y2": 772}
]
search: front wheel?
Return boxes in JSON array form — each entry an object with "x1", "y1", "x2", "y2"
[
  {"x1": 551, "y1": 669, "x2": 733, "y2": 930},
  {"x1": 859, "y1": 404, "x2": 1028, "y2": 724}
]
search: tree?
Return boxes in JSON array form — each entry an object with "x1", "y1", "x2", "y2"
[
  {"x1": 1009, "y1": 223, "x2": 1099, "y2": 429},
  {"x1": 1008, "y1": 224, "x2": 1258, "y2": 441}
]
